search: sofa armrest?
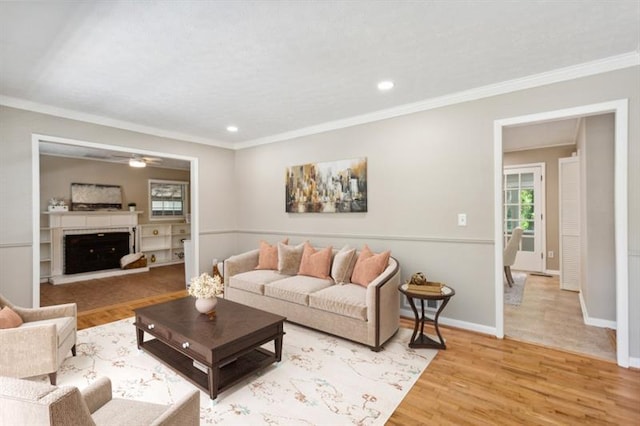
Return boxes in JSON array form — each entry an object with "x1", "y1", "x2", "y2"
[
  {"x1": 15, "y1": 303, "x2": 77, "y2": 322},
  {"x1": 0, "y1": 324, "x2": 57, "y2": 376},
  {"x1": 80, "y1": 377, "x2": 113, "y2": 414},
  {"x1": 224, "y1": 249, "x2": 260, "y2": 282},
  {"x1": 151, "y1": 389, "x2": 200, "y2": 426},
  {"x1": 365, "y1": 257, "x2": 401, "y2": 349}
]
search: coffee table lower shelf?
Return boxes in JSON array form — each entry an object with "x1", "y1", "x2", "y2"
[{"x1": 141, "y1": 338, "x2": 277, "y2": 399}]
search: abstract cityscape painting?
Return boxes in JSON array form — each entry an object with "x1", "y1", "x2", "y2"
[{"x1": 285, "y1": 157, "x2": 367, "y2": 213}]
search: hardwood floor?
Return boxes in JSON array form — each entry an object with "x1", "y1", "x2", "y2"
[
  {"x1": 73, "y1": 293, "x2": 640, "y2": 425},
  {"x1": 505, "y1": 272, "x2": 616, "y2": 361}
]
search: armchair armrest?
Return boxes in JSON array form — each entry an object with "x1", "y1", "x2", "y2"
[
  {"x1": 151, "y1": 389, "x2": 200, "y2": 426},
  {"x1": 81, "y1": 377, "x2": 113, "y2": 414},
  {"x1": 0, "y1": 324, "x2": 57, "y2": 376},
  {"x1": 224, "y1": 249, "x2": 259, "y2": 282},
  {"x1": 15, "y1": 303, "x2": 77, "y2": 322}
]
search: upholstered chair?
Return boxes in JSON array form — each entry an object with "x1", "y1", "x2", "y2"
[
  {"x1": 0, "y1": 294, "x2": 76, "y2": 385},
  {"x1": 0, "y1": 376, "x2": 200, "y2": 426},
  {"x1": 503, "y1": 227, "x2": 523, "y2": 287}
]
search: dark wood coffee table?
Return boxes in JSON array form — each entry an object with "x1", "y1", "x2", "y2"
[{"x1": 134, "y1": 297, "x2": 285, "y2": 400}]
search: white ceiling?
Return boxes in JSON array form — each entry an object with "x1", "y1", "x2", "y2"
[{"x1": 1, "y1": 1, "x2": 638, "y2": 148}]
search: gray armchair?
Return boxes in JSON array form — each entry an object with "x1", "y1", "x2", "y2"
[
  {"x1": 0, "y1": 376, "x2": 200, "y2": 425},
  {"x1": 0, "y1": 294, "x2": 76, "y2": 384},
  {"x1": 503, "y1": 227, "x2": 523, "y2": 287}
]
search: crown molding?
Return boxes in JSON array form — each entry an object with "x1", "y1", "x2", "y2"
[
  {"x1": 0, "y1": 95, "x2": 235, "y2": 150},
  {"x1": 1, "y1": 52, "x2": 637, "y2": 151},
  {"x1": 237, "y1": 51, "x2": 639, "y2": 149}
]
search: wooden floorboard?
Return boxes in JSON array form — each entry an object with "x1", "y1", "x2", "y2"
[{"x1": 71, "y1": 282, "x2": 639, "y2": 425}]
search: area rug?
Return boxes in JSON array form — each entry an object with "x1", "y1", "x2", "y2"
[
  {"x1": 50, "y1": 318, "x2": 436, "y2": 425},
  {"x1": 504, "y1": 271, "x2": 527, "y2": 306}
]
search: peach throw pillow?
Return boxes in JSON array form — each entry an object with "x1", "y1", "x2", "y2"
[
  {"x1": 351, "y1": 245, "x2": 391, "y2": 287},
  {"x1": 0, "y1": 306, "x2": 23, "y2": 329},
  {"x1": 298, "y1": 243, "x2": 333, "y2": 279},
  {"x1": 255, "y1": 238, "x2": 289, "y2": 270}
]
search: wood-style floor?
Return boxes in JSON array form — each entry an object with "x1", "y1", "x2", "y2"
[
  {"x1": 64, "y1": 270, "x2": 639, "y2": 425},
  {"x1": 505, "y1": 272, "x2": 617, "y2": 361}
]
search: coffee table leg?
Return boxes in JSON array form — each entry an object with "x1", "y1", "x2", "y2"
[
  {"x1": 136, "y1": 327, "x2": 143, "y2": 350},
  {"x1": 275, "y1": 324, "x2": 284, "y2": 362},
  {"x1": 208, "y1": 367, "x2": 219, "y2": 400}
]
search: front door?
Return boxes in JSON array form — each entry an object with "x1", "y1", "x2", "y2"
[{"x1": 503, "y1": 164, "x2": 544, "y2": 272}]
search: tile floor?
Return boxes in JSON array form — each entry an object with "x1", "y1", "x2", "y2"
[{"x1": 504, "y1": 272, "x2": 616, "y2": 362}]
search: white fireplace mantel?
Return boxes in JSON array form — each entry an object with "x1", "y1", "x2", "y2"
[
  {"x1": 46, "y1": 211, "x2": 143, "y2": 283},
  {"x1": 47, "y1": 210, "x2": 142, "y2": 229}
]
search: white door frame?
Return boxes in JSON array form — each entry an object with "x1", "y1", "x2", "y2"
[
  {"x1": 31, "y1": 134, "x2": 200, "y2": 308},
  {"x1": 493, "y1": 99, "x2": 629, "y2": 367},
  {"x1": 503, "y1": 163, "x2": 546, "y2": 272}
]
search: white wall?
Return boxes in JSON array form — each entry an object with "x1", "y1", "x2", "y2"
[
  {"x1": 580, "y1": 114, "x2": 616, "y2": 322},
  {"x1": 233, "y1": 67, "x2": 639, "y2": 354},
  {"x1": 0, "y1": 106, "x2": 238, "y2": 306},
  {"x1": 0, "y1": 65, "x2": 638, "y2": 359}
]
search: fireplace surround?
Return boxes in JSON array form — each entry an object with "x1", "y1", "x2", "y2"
[
  {"x1": 45, "y1": 211, "x2": 144, "y2": 284},
  {"x1": 64, "y1": 232, "x2": 130, "y2": 274}
]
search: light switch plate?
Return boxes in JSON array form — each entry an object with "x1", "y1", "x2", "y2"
[{"x1": 458, "y1": 213, "x2": 467, "y2": 226}]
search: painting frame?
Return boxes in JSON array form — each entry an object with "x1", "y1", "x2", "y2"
[{"x1": 285, "y1": 157, "x2": 367, "y2": 213}]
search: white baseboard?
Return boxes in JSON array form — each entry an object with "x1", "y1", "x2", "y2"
[
  {"x1": 579, "y1": 292, "x2": 617, "y2": 329},
  {"x1": 630, "y1": 357, "x2": 640, "y2": 369},
  {"x1": 544, "y1": 269, "x2": 560, "y2": 276},
  {"x1": 400, "y1": 308, "x2": 496, "y2": 336}
]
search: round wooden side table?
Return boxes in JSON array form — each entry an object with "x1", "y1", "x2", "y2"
[{"x1": 398, "y1": 283, "x2": 455, "y2": 349}]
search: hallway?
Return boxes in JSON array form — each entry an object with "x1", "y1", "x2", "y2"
[{"x1": 505, "y1": 273, "x2": 616, "y2": 362}]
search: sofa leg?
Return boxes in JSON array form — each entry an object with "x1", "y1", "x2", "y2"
[
  {"x1": 371, "y1": 346, "x2": 382, "y2": 352},
  {"x1": 71, "y1": 344, "x2": 76, "y2": 357},
  {"x1": 49, "y1": 372, "x2": 57, "y2": 385}
]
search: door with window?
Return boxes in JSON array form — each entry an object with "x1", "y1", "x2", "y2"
[{"x1": 503, "y1": 165, "x2": 544, "y2": 272}]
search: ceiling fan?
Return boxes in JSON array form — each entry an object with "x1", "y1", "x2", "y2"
[{"x1": 112, "y1": 154, "x2": 163, "y2": 168}]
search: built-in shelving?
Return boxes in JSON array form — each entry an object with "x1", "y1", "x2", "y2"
[{"x1": 139, "y1": 223, "x2": 190, "y2": 267}]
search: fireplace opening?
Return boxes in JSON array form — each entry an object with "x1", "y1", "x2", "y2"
[{"x1": 64, "y1": 232, "x2": 130, "y2": 274}]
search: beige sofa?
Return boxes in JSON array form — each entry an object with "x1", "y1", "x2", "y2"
[{"x1": 224, "y1": 247, "x2": 400, "y2": 351}]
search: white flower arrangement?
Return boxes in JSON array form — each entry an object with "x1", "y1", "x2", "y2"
[{"x1": 188, "y1": 273, "x2": 223, "y2": 299}]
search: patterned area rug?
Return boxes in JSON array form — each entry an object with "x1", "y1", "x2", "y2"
[
  {"x1": 51, "y1": 318, "x2": 436, "y2": 425},
  {"x1": 504, "y1": 271, "x2": 527, "y2": 306}
]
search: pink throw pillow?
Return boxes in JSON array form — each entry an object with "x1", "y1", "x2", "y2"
[
  {"x1": 298, "y1": 243, "x2": 333, "y2": 279},
  {"x1": 0, "y1": 306, "x2": 23, "y2": 329},
  {"x1": 255, "y1": 238, "x2": 289, "y2": 270},
  {"x1": 351, "y1": 245, "x2": 391, "y2": 287}
]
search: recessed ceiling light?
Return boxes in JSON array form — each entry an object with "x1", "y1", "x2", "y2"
[
  {"x1": 377, "y1": 80, "x2": 394, "y2": 91},
  {"x1": 226, "y1": 126, "x2": 239, "y2": 133}
]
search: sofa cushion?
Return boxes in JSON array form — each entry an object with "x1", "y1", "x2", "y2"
[
  {"x1": 255, "y1": 239, "x2": 288, "y2": 270},
  {"x1": 351, "y1": 245, "x2": 391, "y2": 287},
  {"x1": 298, "y1": 243, "x2": 332, "y2": 279},
  {"x1": 264, "y1": 275, "x2": 334, "y2": 306},
  {"x1": 277, "y1": 242, "x2": 305, "y2": 275},
  {"x1": 309, "y1": 284, "x2": 368, "y2": 321},
  {"x1": 0, "y1": 306, "x2": 23, "y2": 329},
  {"x1": 229, "y1": 270, "x2": 286, "y2": 295},
  {"x1": 331, "y1": 245, "x2": 357, "y2": 284},
  {"x1": 19, "y1": 316, "x2": 75, "y2": 346}
]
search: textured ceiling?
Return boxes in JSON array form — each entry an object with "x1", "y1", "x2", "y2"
[{"x1": 1, "y1": 1, "x2": 638, "y2": 147}]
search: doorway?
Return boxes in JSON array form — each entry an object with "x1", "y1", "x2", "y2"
[
  {"x1": 493, "y1": 100, "x2": 629, "y2": 367},
  {"x1": 503, "y1": 163, "x2": 545, "y2": 273},
  {"x1": 31, "y1": 134, "x2": 200, "y2": 309}
]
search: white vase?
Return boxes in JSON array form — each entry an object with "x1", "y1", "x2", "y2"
[{"x1": 195, "y1": 297, "x2": 218, "y2": 314}]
